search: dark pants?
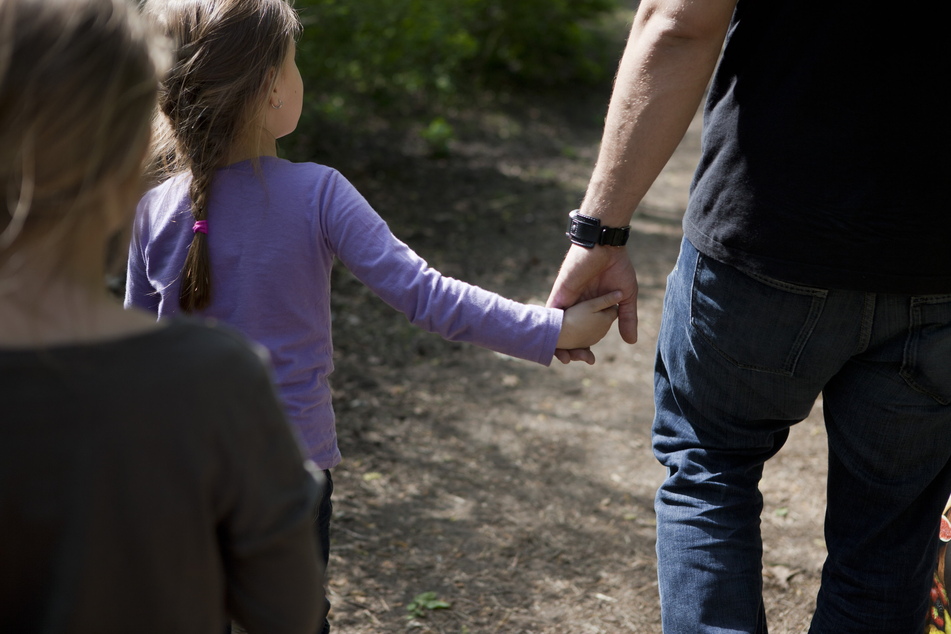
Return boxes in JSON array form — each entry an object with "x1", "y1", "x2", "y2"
[{"x1": 315, "y1": 469, "x2": 333, "y2": 634}]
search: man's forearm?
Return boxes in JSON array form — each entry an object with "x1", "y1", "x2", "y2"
[{"x1": 580, "y1": 0, "x2": 736, "y2": 227}]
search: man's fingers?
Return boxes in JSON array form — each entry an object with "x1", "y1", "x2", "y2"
[{"x1": 617, "y1": 298, "x2": 638, "y2": 344}]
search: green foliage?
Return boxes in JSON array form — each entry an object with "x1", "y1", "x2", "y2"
[
  {"x1": 469, "y1": 0, "x2": 621, "y2": 85},
  {"x1": 296, "y1": 0, "x2": 476, "y2": 117},
  {"x1": 406, "y1": 591, "x2": 452, "y2": 619},
  {"x1": 419, "y1": 116, "x2": 455, "y2": 158},
  {"x1": 294, "y1": 0, "x2": 621, "y2": 126}
]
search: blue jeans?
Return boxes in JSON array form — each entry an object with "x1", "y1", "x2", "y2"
[{"x1": 653, "y1": 238, "x2": 951, "y2": 633}]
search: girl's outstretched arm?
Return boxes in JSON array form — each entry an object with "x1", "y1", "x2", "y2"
[{"x1": 555, "y1": 291, "x2": 621, "y2": 364}]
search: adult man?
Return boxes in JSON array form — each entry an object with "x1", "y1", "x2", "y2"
[{"x1": 548, "y1": 0, "x2": 950, "y2": 631}]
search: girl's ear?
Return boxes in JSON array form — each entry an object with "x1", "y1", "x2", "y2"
[{"x1": 264, "y1": 66, "x2": 280, "y2": 109}]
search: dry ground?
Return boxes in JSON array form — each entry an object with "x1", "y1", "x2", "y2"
[{"x1": 317, "y1": 54, "x2": 828, "y2": 634}]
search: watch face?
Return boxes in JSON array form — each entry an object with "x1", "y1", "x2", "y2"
[
  {"x1": 567, "y1": 210, "x2": 629, "y2": 248},
  {"x1": 567, "y1": 217, "x2": 599, "y2": 248}
]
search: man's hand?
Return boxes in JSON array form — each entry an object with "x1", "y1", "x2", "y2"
[{"x1": 547, "y1": 244, "x2": 639, "y2": 363}]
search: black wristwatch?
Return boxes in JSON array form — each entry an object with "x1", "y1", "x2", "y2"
[{"x1": 565, "y1": 209, "x2": 630, "y2": 248}]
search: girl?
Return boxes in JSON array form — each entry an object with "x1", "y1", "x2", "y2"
[
  {"x1": 126, "y1": 0, "x2": 619, "y2": 629},
  {"x1": 0, "y1": 0, "x2": 324, "y2": 631}
]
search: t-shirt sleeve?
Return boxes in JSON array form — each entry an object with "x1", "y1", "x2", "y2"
[
  {"x1": 319, "y1": 171, "x2": 562, "y2": 366},
  {"x1": 209, "y1": 334, "x2": 325, "y2": 633}
]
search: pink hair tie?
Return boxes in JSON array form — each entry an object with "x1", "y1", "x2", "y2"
[{"x1": 192, "y1": 220, "x2": 208, "y2": 235}]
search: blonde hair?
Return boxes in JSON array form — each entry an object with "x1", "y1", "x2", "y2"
[
  {"x1": 0, "y1": 0, "x2": 162, "y2": 264},
  {"x1": 143, "y1": 0, "x2": 301, "y2": 312}
]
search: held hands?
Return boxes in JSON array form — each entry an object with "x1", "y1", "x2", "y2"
[
  {"x1": 555, "y1": 291, "x2": 622, "y2": 365},
  {"x1": 548, "y1": 244, "x2": 639, "y2": 364}
]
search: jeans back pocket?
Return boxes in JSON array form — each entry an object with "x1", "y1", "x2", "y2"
[
  {"x1": 901, "y1": 295, "x2": 951, "y2": 405},
  {"x1": 690, "y1": 255, "x2": 827, "y2": 376}
]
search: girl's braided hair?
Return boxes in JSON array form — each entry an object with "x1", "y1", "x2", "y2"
[{"x1": 143, "y1": 0, "x2": 301, "y2": 312}]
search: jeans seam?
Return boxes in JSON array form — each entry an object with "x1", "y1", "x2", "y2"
[
  {"x1": 914, "y1": 294, "x2": 951, "y2": 304},
  {"x1": 855, "y1": 293, "x2": 876, "y2": 354},
  {"x1": 745, "y1": 270, "x2": 828, "y2": 298}
]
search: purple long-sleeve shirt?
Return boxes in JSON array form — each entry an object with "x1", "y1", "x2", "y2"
[{"x1": 126, "y1": 157, "x2": 562, "y2": 468}]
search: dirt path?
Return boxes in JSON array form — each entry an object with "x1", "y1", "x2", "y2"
[{"x1": 323, "y1": 86, "x2": 828, "y2": 633}]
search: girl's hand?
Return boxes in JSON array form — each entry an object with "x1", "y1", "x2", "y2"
[{"x1": 555, "y1": 291, "x2": 622, "y2": 364}]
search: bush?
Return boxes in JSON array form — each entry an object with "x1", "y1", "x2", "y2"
[
  {"x1": 468, "y1": 0, "x2": 620, "y2": 85},
  {"x1": 294, "y1": 0, "x2": 621, "y2": 126}
]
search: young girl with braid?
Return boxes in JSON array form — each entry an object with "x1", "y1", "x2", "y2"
[{"x1": 126, "y1": 0, "x2": 619, "y2": 629}]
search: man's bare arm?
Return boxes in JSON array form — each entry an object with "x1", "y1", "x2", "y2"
[
  {"x1": 548, "y1": 0, "x2": 737, "y2": 353},
  {"x1": 583, "y1": 0, "x2": 737, "y2": 227}
]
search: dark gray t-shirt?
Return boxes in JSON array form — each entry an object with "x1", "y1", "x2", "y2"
[{"x1": 0, "y1": 319, "x2": 323, "y2": 633}]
